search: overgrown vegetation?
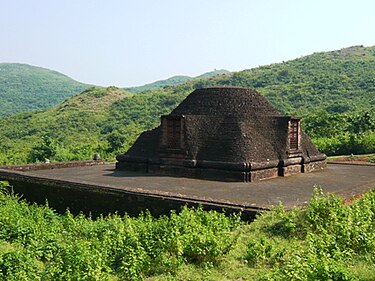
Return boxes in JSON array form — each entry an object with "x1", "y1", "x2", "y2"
[
  {"x1": 0, "y1": 181, "x2": 374, "y2": 280},
  {"x1": 0, "y1": 63, "x2": 89, "y2": 117},
  {"x1": 0, "y1": 181, "x2": 241, "y2": 280},
  {"x1": 303, "y1": 110, "x2": 375, "y2": 155}
]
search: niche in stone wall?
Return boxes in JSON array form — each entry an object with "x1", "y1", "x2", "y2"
[
  {"x1": 161, "y1": 115, "x2": 184, "y2": 150},
  {"x1": 289, "y1": 118, "x2": 300, "y2": 151}
]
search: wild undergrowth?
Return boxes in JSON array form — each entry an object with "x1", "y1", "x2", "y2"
[
  {"x1": 240, "y1": 187, "x2": 375, "y2": 281},
  {"x1": 0, "y1": 181, "x2": 374, "y2": 280},
  {"x1": 0, "y1": 181, "x2": 240, "y2": 280}
]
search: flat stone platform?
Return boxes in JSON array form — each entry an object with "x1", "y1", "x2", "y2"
[{"x1": 1, "y1": 163, "x2": 374, "y2": 217}]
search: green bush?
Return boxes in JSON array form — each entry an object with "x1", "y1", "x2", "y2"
[
  {"x1": 274, "y1": 247, "x2": 352, "y2": 281},
  {"x1": 245, "y1": 188, "x2": 375, "y2": 280},
  {"x1": 0, "y1": 186, "x2": 241, "y2": 280},
  {"x1": 1, "y1": 182, "x2": 374, "y2": 280},
  {"x1": 245, "y1": 237, "x2": 285, "y2": 267},
  {"x1": 0, "y1": 249, "x2": 42, "y2": 281},
  {"x1": 29, "y1": 136, "x2": 58, "y2": 163}
]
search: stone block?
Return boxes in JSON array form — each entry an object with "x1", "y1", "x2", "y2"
[
  {"x1": 303, "y1": 160, "x2": 327, "y2": 173},
  {"x1": 280, "y1": 164, "x2": 302, "y2": 177},
  {"x1": 250, "y1": 168, "x2": 279, "y2": 182}
]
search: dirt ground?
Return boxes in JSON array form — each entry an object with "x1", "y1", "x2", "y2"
[{"x1": 328, "y1": 154, "x2": 375, "y2": 166}]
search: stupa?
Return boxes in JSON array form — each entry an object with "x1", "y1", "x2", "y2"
[{"x1": 116, "y1": 87, "x2": 326, "y2": 182}]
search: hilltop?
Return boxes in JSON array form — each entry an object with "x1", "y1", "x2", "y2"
[
  {"x1": 0, "y1": 45, "x2": 374, "y2": 164},
  {"x1": 128, "y1": 45, "x2": 375, "y2": 116},
  {"x1": 125, "y1": 69, "x2": 229, "y2": 93},
  {"x1": 202, "y1": 45, "x2": 375, "y2": 115},
  {"x1": 0, "y1": 63, "x2": 90, "y2": 116}
]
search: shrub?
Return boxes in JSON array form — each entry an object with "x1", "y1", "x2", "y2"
[
  {"x1": 245, "y1": 237, "x2": 285, "y2": 267},
  {"x1": 0, "y1": 186, "x2": 242, "y2": 280},
  {"x1": 29, "y1": 136, "x2": 58, "y2": 163},
  {"x1": 246, "y1": 188, "x2": 375, "y2": 280},
  {"x1": 0, "y1": 250, "x2": 42, "y2": 281},
  {"x1": 274, "y1": 247, "x2": 352, "y2": 281}
]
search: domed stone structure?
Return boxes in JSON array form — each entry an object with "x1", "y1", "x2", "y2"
[{"x1": 116, "y1": 87, "x2": 326, "y2": 182}]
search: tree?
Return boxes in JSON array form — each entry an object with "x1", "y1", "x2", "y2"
[
  {"x1": 29, "y1": 136, "x2": 58, "y2": 163},
  {"x1": 106, "y1": 131, "x2": 126, "y2": 153},
  {"x1": 348, "y1": 111, "x2": 375, "y2": 134}
]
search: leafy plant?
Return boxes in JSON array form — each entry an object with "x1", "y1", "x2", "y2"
[
  {"x1": 245, "y1": 237, "x2": 285, "y2": 267},
  {"x1": 0, "y1": 186, "x2": 241, "y2": 280}
]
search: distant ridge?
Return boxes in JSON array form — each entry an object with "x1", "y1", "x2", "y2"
[
  {"x1": 0, "y1": 63, "x2": 90, "y2": 116},
  {"x1": 125, "y1": 69, "x2": 229, "y2": 93}
]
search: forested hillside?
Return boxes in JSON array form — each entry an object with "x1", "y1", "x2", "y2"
[
  {"x1": 0, "y1": 46, "x2": 374, "y2": 165},
  {"x1": 125, "y1": 69, "x2": 229, "y2": 93},
  {"x1": 0, "y1": 87, "x2": 132, "y2": 164},
  {"x1": 0, "y1": 63, "x2": 90, "y2": 116},
  {"x1": 200, "y1": 45, "x2": 375, "y2": 115}
]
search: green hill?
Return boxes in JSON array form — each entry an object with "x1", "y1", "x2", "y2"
[
  {"x1": 200, "y1": 45, "x2": 375, "y2": 115},
  {"x1": 0, "y1": 87, "x2": 132, "y2": 164},
  {"x1": 0, "y1": 63, "x2": 90, "y2": 116},
  {"x1": 125, "y1": 69, "x2": 229, "y2": 93},
  {"x1": 0, "y1": 46, "x2": 374, "y2": 165}
]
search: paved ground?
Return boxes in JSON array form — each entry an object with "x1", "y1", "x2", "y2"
[{"x1": 24, "y1": 163, "x2": 375, "y2": 210}]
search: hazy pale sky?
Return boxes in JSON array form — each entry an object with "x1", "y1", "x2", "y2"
[{"x1": 1, "y1": 0, "x2": 375, "y2": 87}]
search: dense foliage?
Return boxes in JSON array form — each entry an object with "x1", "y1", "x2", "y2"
[
  {"x1": 0, "y1": 46, "x2": 375, "y2": 164},
  {"x1": 0, "y1": 181, "x2": 241, "y2": 280},
  {"x1": 303, "y1": 110, "x2": 375, "y2": 155},
  {"x1": 245, "y1": 188, "x2": 375, "y2": 280},
  {"x1": 0, "y1": 181, "x2": 374, "y2": 280},
  {"x1": 0, "y1": 63, "x2": 89, "y2": 116}
]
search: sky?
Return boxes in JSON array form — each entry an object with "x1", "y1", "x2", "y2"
[{"x1": 1, "y1": 0, "x2": 375, "y2": 87}]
